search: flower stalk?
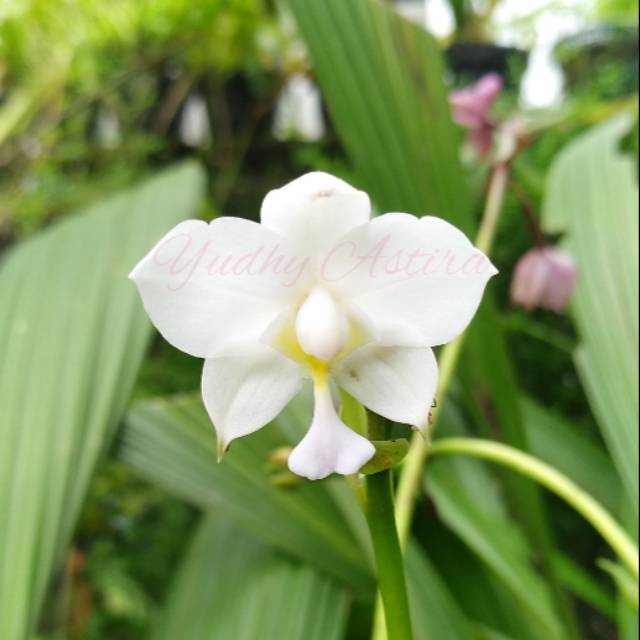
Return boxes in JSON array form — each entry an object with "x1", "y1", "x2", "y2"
[
  {"x1": 365, "y1": 470, "x2": 413, "y2": 640},
  {"x1": 427, "y1": 438, "x2": 639, "y2": 580},
  {"x1": 394, "y1": 332, "x2": 465, "y2": 544},
  {"x1": 394, "y1": 159, "x2": 509, "y2": 548},
  {"x1": 364, "y1": 414, "x2": 413, "y2": 640},
  {"x1": 370, "y1": 155, "x2": 509, "y2": 640}
]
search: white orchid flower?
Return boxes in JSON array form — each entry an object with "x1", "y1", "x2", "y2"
[
  {"x1": 130, "y1": 172, "x2": 497, "y2": 480},
  {"x1": 273, "y1": 73, "x2": 325, "y2": 142}
]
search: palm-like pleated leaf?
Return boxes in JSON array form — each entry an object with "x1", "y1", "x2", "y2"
[
  {"x1": 0, "y1": 162, "x2": 205, "y2": 639},
  {"x1": 154, "y1": 515, "x2": 349, "y2": 640},
  {"x1": 543, "y1": 115, "x2": 639, "y2": 516},
  {"x1": 119, "y1": 394, "x2": 374, "y2": 596}
]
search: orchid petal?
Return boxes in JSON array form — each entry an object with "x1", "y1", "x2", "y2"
[
  {"x1": 335, "y1": 344, "x2": 438, "y2": 432},
  {"x1": 202, "y1": 344, "x2": 305, "y2": 457},
  {"x1": 288, "y1": 383, "x2": 375, "y2": 480},
  {"x1": 324, "y1": 213, "x2": 497, "y2": 347},
  {"x1": 130, "y1": 218, "x2": 308, "y2": 358},
  {"x1": 261, "y1": 172, "x2": 370, "y2": 259}
]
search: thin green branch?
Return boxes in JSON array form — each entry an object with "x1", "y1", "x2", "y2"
[
  {"x1": 370, "y1": 161, "x2": 510, "y2": 640},
  {"x1": 394, "y1": 333, "x2": 465, "y2": 544},
  {"x1": 475, "y1": 161, "x2": 509, "y2": 255},
  {"x1": 428, "y1": 438, "x2": 639, "y2": 580},
  {"x1": 394, "y1": 161, "x2": 509, "y2": 548}
]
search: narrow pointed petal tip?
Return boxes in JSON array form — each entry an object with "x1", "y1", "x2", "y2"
[
  {"x1": 413, "y1": 419, "x2": 429, "y2": 439},
  {"x1": 128, "y1": 260, "x2": 141, "y2": 282},
  {"x1": 201, "y1": 348, "x2": 304, "y2": 458},
  {"x1": 128, "y1": 255, "x2": 151, "y2": 282},
  {"x1": 415, "y1": 421, "x2": 435, "y2": 448}
]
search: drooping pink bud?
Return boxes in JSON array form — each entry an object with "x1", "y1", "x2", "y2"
[
  {"x1": 510, "y1": 247, "x2": 577, "y2": 312},
  {"x1": 449, "y1": 73, "x2": 503, "y2": 157},
  {"x1": 449, "y1": 73, "x2": 503, "y2": 127}
]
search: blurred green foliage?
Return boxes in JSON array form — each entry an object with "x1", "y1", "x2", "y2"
[
  {"x1": 0, "y1": 0, "x2": 637, "y2": 639},
  {"x1": 0, "y1": 0, "x2": 317, "y2": 240}
]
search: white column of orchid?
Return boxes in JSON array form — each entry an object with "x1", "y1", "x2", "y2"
[{"x1": 130, "y1": 172, "x2": 497, "y2": 480}]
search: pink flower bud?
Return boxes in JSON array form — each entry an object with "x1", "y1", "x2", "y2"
[
  {"x1": 511, "y1": 247, "x2": 577, "y2": 312},
  {"x1": 449, "y1": 73, "x2": 503, "y2": 130}
]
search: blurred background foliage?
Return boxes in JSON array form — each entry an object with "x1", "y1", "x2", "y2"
[{"x1": 0, "y1": 0, "x2": 637, "y2": 639}]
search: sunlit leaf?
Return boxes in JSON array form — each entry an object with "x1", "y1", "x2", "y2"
[
  {"x1": 543, "y1": 115, "x2": 639, "y2": 515},
  {"x1": 0, "y1": 162, "x2": 205, "y2": 640}
]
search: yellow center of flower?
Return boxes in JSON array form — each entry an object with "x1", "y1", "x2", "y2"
[{"x1": 268, "y1": 286, "x2": 369, "y2": 378}]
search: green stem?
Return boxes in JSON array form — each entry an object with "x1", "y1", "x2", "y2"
[
  {"x1": 365, "y1": 469, "x2": 413, "y2": 640},
  {"x1": 475, "y1": 161, "x2": 509, "y2": 255},
  {"x1": 394, "y1": 161, "x2": 509, "y2": 547},
  {"x1": 394, "y1": 333, "x2": 464, "y2": 544},
  {"x1": 371, "y1": 160, "x2": 510, "y2": 640},
  {"x1": 428, "y1": 438, "x2": 639, "y2": 580}
]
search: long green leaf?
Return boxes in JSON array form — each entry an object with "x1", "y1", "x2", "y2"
[
  {"x1": 406, "y1": 541, "x2": 472, "y2": 640},
  {"x1": 118, "y1": 393, "x2": 374, "y2": 595},
  {"x1": 0, "y1": 162, "x2": 204, "y2": 640},
  {"x1": 155, "y1": 514, "x2": 349, "y2": 640},
  {"x1": 286, "y1": 0, "x2": 471, "y2": 224},
  {"x1": 552, "y1": 554, "x2": 616, "y2": 619},
  {"x1": 418, "y1": 486, "x2": 565, "y2": 637},
  {"x1": 460, "y1": 304, "x2": 566, "y2": 537},
  {"x1": 523, "y1": 398, "x2": 621, "y2": 514},
  {"x1": 617, "y1": 507, "x2": 640, "y2": 638},
  {"x1": 426, "y1": 455, "x2": 565, "y2": 639},
  {"x1": 422, "y1": 402, "x2": 569, "y2": 637},
  {"x1": 542, "y1": 115, "x2": 639, "y2": 515}
]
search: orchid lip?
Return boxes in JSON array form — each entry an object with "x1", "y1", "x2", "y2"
[{"x1": 288, "y1": 375, "x2": 375, "y2": 480}]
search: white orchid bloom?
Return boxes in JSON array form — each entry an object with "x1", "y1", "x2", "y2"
[
  {"x1": 130, "y1": 172, "x2": 497, "y2": 480},
  {"x1": 273, "y1": 73, "x2": 325, "y2": 142}
]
